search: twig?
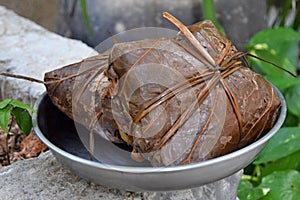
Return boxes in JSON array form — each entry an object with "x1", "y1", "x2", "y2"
[
  {"x1": 5, "y1": 117, "x2": 14, "y2": 165},
  {"x1": 0, "y1": 73, "x2": 44, "y2": 83},
  {"x1": 162, "y1": 12, "x2": 216, "y2": 66}
]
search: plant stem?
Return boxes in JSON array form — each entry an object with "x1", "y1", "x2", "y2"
[
  {"x1": 5, "y1": 134, "x2": 10, "y2": 165},
  {"x1": 279, "y1": 0, "x2": 293, "y2": 27},
  {"x1": 293, "y1": 5, "x2": 300, "y2": 30},
  {"x1": 203, "y1": 0, "x2": 217, "y2": 22},
  {"x1": 79, "y1": 0, "x2": 94, "y2": 37},
  {"x1": 202, "y1": 0, "x2": 225, "y2": 34},
  {"x1": 5, "y1": 118, "x2": 14, "y2": 165},
  {"x1": 241, "y1": 174, "x2": 259, "y2": 182}
]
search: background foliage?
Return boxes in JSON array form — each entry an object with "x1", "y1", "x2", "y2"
[{"x1": 237, "y1": 0, "x2": 300, "y2": 199}]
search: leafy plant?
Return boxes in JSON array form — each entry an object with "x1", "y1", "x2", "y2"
[
  {"x1": 0, "y1": 99, "x2": 35, "y2": 165},
  {"x1": 238, "y1": 19, "x2": 300, "y2": 200},
  {"x1": 267, "y1": 0, "x2": 300, "y2": 30},
  {"x1": 200, "y1": 1, "x2": 300, "y2": 198},
  {"x1": 0, "y1": 99, "x2": 34, "y2": 135}
]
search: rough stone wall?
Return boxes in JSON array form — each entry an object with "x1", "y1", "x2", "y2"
[
  {"x1": 0, "y1": 6, "x2": 96, "y2": 104},
  {"x1": 215, "y1": 0, "x2": 267, "y2": 49},
  {"x1": 56, "y1": 0, "x2": 266, "y2": 50}
]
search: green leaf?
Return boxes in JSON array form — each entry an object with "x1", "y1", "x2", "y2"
[
  {"x1": 283, "y1": 111, "x2": 300, "y2": 127},
  {"x1": 260, "y1": 150, "x2": 300, "y2": 178},
  {"x1": 248, "y1": 28, "x2": 300, "y2": 60},
  {"x1": 250, "y1": 27, "x2": 300, "y2": 41},
  {"x1": 248, "y1": 49, "x2": 297, "y2": 90},
  {"x1": 247, "y1": 27, "x2": 300, "y2": 90},
  {"x1": 258, "y1": 170, "x2": 300, "y2": 200},
  {"x1": 11, "y1": 107, "x2": 32, "y2": 135},
  {"x1": 238, "y1": 180, "x2": 267, "y2": 200},
  {"x1": 9, "y1": 100, "x2": 35, "y2": 113},
  {"x1": 285, "y1": 78, "x2": 300, "y2": 117},
  {"x1": 0, "y1": 104, "x2": 12, "y2": 133},
  {"x1": 254, "y1": 127, "x2": 300, "y2": 164},
  {"x1": 0, "y1": 98, "x2": 12, "y2": 109}
]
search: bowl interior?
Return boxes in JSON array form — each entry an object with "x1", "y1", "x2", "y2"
[
  {"x1": 36, "y1": 87, "x2": 286, "y2": 169},
  {"x1": 32, "y1": 89, "x2": 286, "y2": 190},
  {"x1": 37, "y1": 94, "x2": 153, "y2": 167}
]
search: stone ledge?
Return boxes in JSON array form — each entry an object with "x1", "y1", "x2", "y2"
[
  {"x1": 0, "y1": 5, "x2": 97, "y2": 105},
  {"x1": 0, "y1": 151, "x2": 242, "y2": 200},
  {"x1": 0, "y1": 151, "x2": 134, "y2": 200}
]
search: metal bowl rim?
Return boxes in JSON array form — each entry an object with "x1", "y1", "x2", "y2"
[{"x1": 32, "y1": 86, "x2": 286, "y2": 174}]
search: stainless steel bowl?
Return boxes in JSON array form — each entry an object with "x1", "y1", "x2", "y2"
[{"x1": 32, "y1": 87, "x2": 286, "y2": 191}]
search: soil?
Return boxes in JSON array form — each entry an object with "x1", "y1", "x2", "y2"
[{"x1": 0, "y1": 121, "x2": 48, "y2": 168}]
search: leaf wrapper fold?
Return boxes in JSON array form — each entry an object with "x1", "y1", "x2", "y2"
[{"x1": 44, "y1": 20, "x2": 281, "y2": 166}]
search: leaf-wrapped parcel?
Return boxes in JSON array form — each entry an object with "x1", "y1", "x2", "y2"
[{"x1": 44, "y1": 16, "x2": 281, "y2": 166}]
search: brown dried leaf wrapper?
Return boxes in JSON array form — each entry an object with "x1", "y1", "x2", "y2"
[{"x1": 44, "y1": 19, "x2": 281, "y2": 167}]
